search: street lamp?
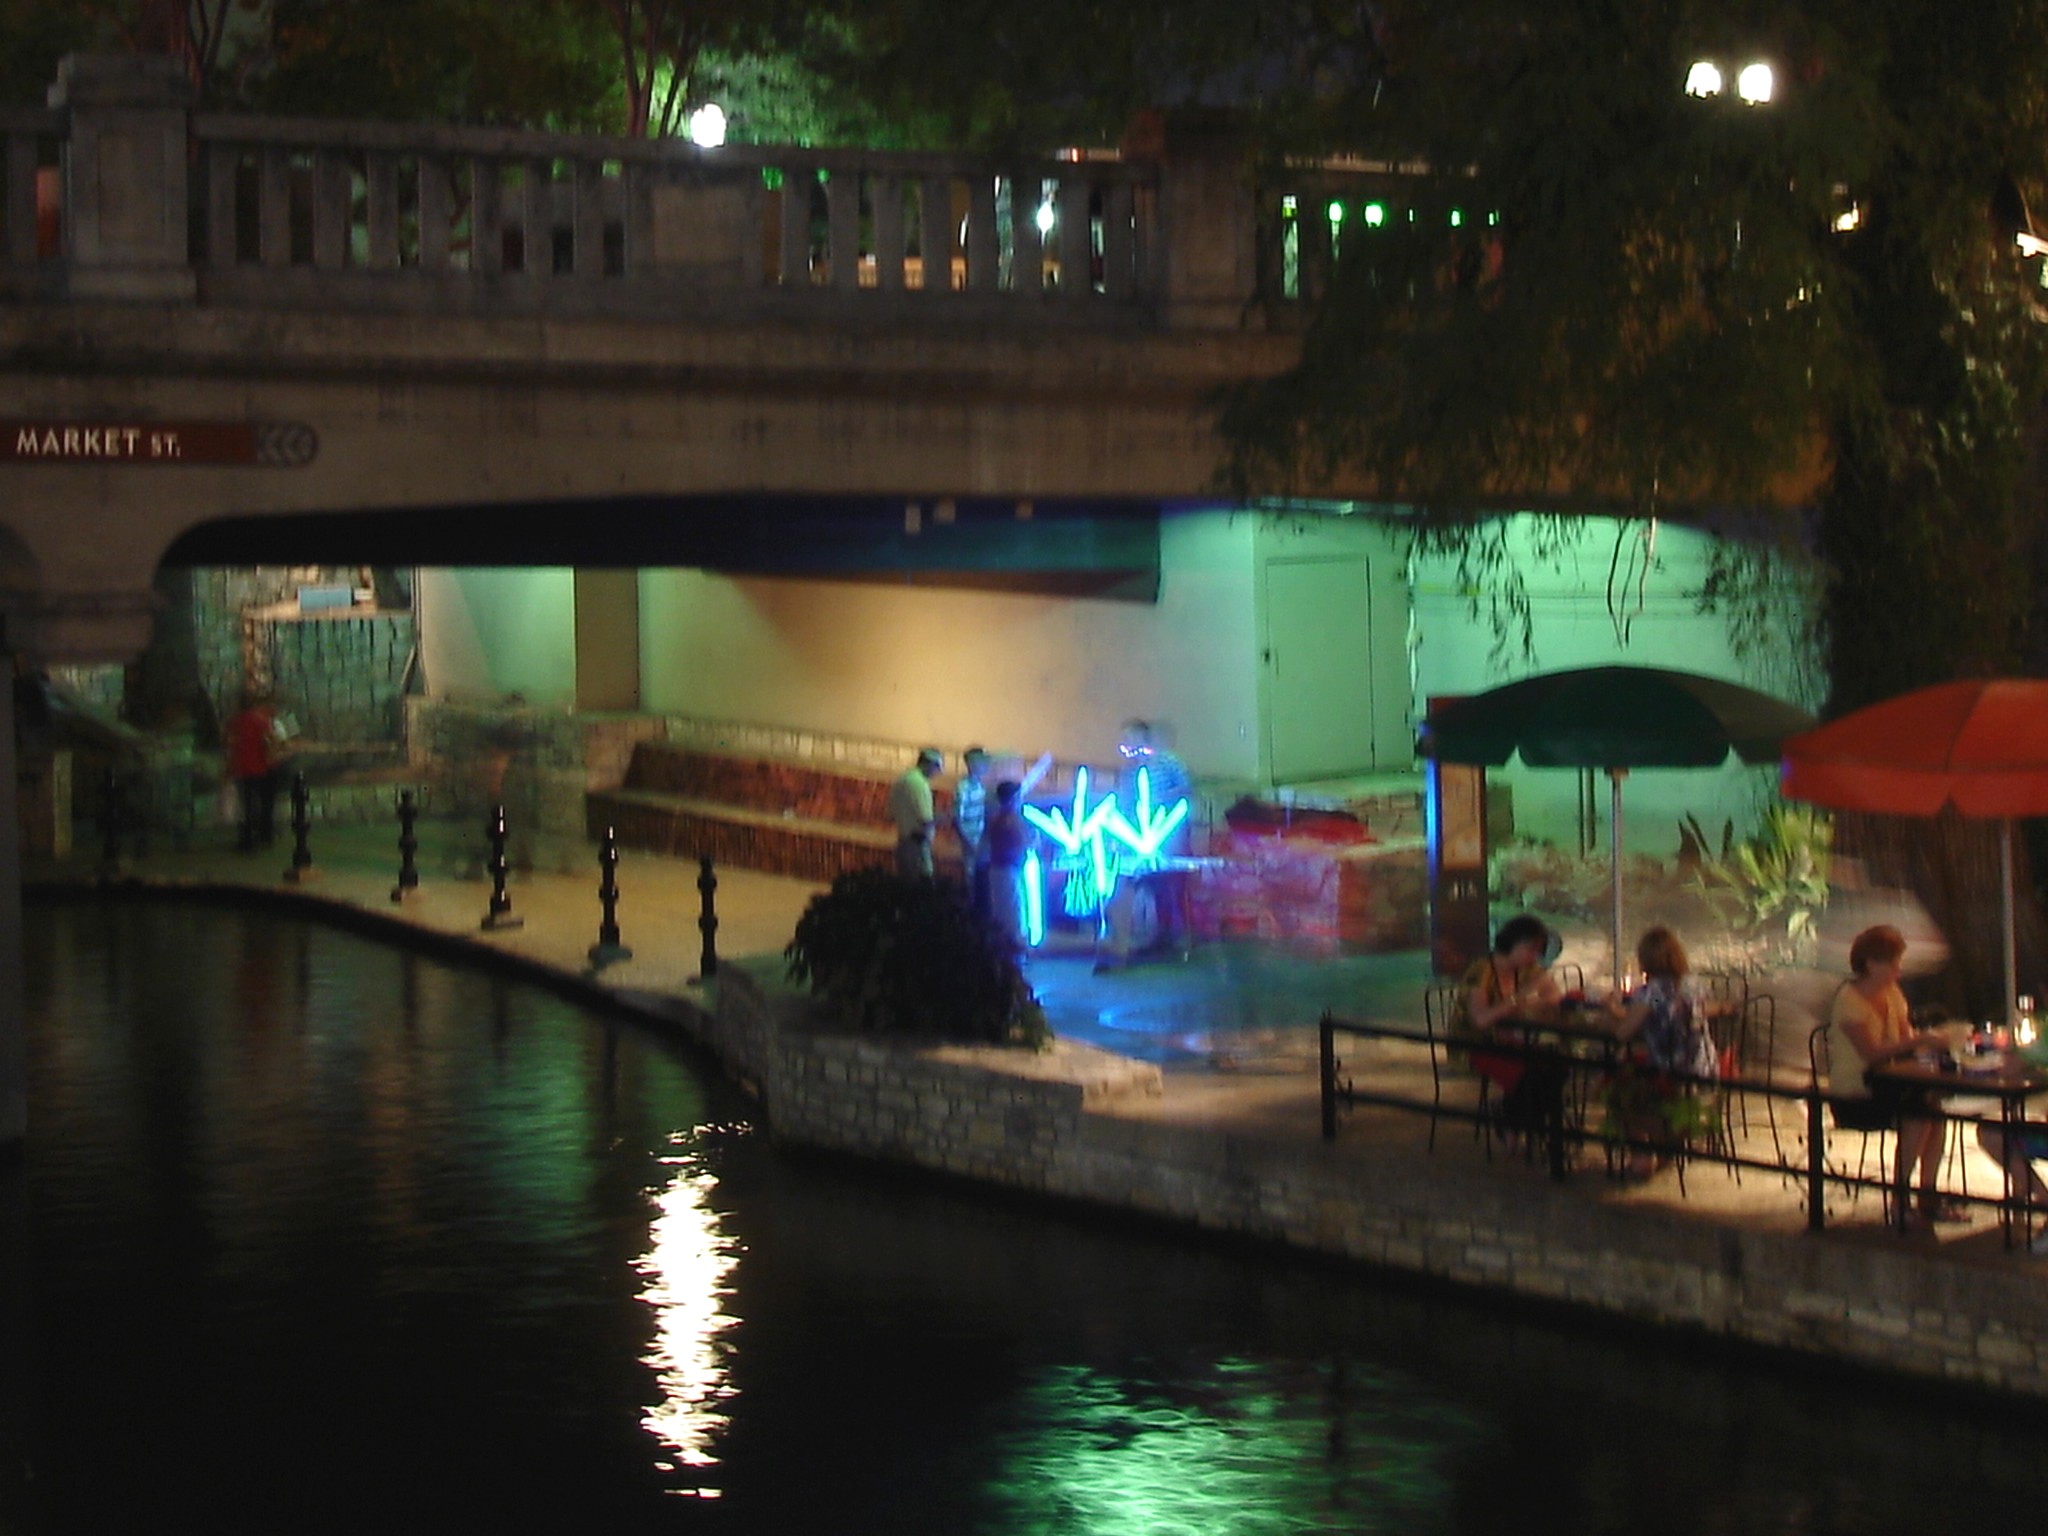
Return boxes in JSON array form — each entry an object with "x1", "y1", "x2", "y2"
[
  {"x1": 687, "y1": 102, "x2": 726, "y2": 148},
  {"x1": 1684, "y1": 59, "x2": 1774, "y2": 105}
]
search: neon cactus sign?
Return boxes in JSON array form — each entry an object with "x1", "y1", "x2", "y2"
[{"x1": 1017, "y1": 766, "x2": 1189, "y2": 943}]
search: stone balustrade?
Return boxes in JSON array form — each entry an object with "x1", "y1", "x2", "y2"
[{"x1": 0, "y1": 54, "x2": 1427, "y2": 330}]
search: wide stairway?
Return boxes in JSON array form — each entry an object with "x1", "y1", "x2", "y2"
[{"x1": 587, "y1": 743, "x2": 956, "y2": 883}]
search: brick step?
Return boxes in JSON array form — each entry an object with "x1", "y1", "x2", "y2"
[
  {"x1": 589, "y1": 787, "x2": 962, "y2": 885},
  {"x1": 617, "y1": 742, "x2": 950, "y2": 827}
]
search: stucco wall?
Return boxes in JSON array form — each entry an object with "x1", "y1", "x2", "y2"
[
  {"x1": 637, "y1": 510, "x2": 1263, "y2": 780},
  {"x1": 416, "y1": 568, "x2": 577, "y2": 709},
  {"x1": 1411, "y1": 516, "x2": 1823, "y2": 855}
]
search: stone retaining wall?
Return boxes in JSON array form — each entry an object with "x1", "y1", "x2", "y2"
[{"x1": 696, "y1": 962, "x2": 2048, "y2": 1400}]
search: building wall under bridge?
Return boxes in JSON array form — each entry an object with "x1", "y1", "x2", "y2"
[{"x1": 637, "y1": 511, "x2": 1264, "y2": 780}]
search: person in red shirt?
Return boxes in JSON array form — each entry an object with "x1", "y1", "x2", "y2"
[{"x1": 224, "y1": 694, "x2": 280, "y2": 852}]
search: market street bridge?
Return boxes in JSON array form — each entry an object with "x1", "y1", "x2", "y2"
[{"x1": 0, "y1": 54, "x2": 1413, "y2": 668}]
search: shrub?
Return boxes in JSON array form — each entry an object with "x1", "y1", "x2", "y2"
[{"x1": 785, "y1": 867, "x2": 1049, "y2": 1047}]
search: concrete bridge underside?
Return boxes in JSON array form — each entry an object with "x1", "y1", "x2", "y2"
[{"x1": 0, "y1": 302, "x2": 1301, "y2": 664}]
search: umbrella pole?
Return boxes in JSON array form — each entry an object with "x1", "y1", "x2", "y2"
[
  {"x1": 2003, "y1": 819, "x2": 2018, "y2": 1026},
  {"x1": 1609, "y1": 768, "x2": 1626, "y2": 993}
]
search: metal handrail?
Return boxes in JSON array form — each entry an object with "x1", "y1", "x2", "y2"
[{"x1": 1317, "y1": 1010, "x2": 2039, "y2": 1235}]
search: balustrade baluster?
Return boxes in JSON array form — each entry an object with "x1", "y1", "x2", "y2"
[
  {"x1": 258, "y1": 145, "x2": 290, "y2": 268},
  {"x1": 573, "y1": 157, "x2": 605, "y2": 279},
  {"x1": 1102, "y1": 179, "x2": 1136, "y2": 301},
  {"x1": 1010, "y1": 169, "x2": 1044, "y2": 294},
  {"x1": 919, "y1": 174, "x2": 954, "y2": 296},
  {"x1": 966, "y1": 175, "x2": 998, "y2": 292},
  {"x1": 827, "y1": 169, "x2": 861, "y2": 291},
  {"x1": 311, "y1": 152, "x2": 349, "y2": 270},
  {"x1": 778, "y1": 168, "x2": 811, "y2": 285},
  {"x1": 522, "y1": 159, "x2": 552, "y2": 277},
  {"x1": 418, "y1": 156, "x2": 450, "y2": 270},
  {"x1": 365, "y1": 152, "x2": 400, "y2": 269},
  {"x1": 1295, "y1": 184, "x2": 1332, "y2": 303},
  {"x1": 872, "y1": 173, "x2": 905, "y2": 292},
  {"x1": 621, "y1": 161, "x2": 651, "y2": 278},
  {"x1": 204, "y1": 141, "x2": 238, "y2": 269},
  {"x1": 1057, "y1": 170, "x2": 1092, "y2": 299},
  {"x1": 471, "y1": 158, "x2": 503, "y2": 275}
]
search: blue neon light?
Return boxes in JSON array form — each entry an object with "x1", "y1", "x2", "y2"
[
  {"x1": 1023, "y1": 849, "x2": 1045, "y2": 947},
  {"x1": 1099, "y1": 767, "x2": 1189, "y2": 859},
  {"x1": 1021, "y1": 765, "x2": 1114, "y2": 854},
  {"x1": 1017, "y1": 764, "x2": 1191, "y2": 925}
]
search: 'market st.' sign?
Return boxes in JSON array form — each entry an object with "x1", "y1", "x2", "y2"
[{"x1": 0, "y1": 419, "x2": 318, "y2": 467}]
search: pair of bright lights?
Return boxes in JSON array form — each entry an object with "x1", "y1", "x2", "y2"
[{"x1": 1685, "y1": 60, "x2": 1775, "y2": 105}]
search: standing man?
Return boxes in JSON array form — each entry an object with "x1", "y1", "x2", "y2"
[
  {"x1": 1097, "y1": 720, "x2": 1196, "y2": 970},
  {"x1": 953, "y1": 747, "x2": 991, "y2": 914},
  {"x1": 224, "y1": 692, "x2": 281, "y2": 853},
  {"x1": 888, "y1": 747, "x2": 943, "y2": 878}
]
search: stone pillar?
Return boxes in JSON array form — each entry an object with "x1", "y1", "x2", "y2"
[
  {"x1": 49, "y1": 52, "x2": 197, "y2": 304},
  {"x1": 0, "y1": 647, "x2": 21, "y2": 1153},
  {"x1": 1147, "y1": 112, "x2": 1261, "y2": 330}
]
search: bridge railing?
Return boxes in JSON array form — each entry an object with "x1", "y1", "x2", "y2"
[
  {"x1": 187, "y1": 114, "x2": 1157, "y2": 319},
  {"x1": 4, "y1": 55, "x2": 1311, "y2": 330}
]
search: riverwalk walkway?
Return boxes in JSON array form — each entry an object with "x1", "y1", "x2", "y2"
[{"x1": 28, "y1": 822, "x2": 2048, "y2": 1400}]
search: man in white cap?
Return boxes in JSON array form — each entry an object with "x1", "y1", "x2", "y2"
[{"x1": 888, "y1": 747, "x2": 944, "y2": 878}]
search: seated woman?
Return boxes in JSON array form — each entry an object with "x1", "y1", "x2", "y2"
[
  {"x1": 1605, "y1": 926, "x2": 1719, "y2": 1177},
  {"x1": 1459, "y1": 915, "x2": 1564, "y2": 1134},
  {"x1": 1830, "y1": 924, "x2": 1965, "y2": 1229}
]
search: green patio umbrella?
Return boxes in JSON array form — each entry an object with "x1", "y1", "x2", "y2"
[{"x1": 1419, "y1": 666, "x2": 1816, "y2": 988}]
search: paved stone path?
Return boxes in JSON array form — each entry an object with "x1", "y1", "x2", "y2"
[{"x1": 30, "y1": 819, "x2": 2048, "y2": 1281}]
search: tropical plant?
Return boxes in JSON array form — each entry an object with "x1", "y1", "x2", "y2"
[
  {"x1": 1687, "y1": 804, "x2": 1832, "y2": 955},
  {"x1": 785, "y1": 867, "x2": 1048, "y2": 1047}
]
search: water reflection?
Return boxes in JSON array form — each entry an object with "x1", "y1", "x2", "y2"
[
  {"x1": 638, "y1": 1130, "x2": 743, "y2": 1489},
  {"x1": 982, "y1": 1359, "x2": 1471, "y2": 1535},
  {"x1": 25, "y1": 901, "x2": 2048, "y2": 1536}
]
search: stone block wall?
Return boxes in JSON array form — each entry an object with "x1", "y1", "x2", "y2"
[
  {"x1": 691, "y1": 964, "x2": 2048, "y2": 1401},
  {"x1": 190, "y1": 567, "x2": 413, "y2": 745},
  {"x1": 266, "y1": 612, "x2": 413, "y2": 743}
]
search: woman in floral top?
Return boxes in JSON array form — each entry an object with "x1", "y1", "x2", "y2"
[{"x1": 1606, "y1": 926, "x2": 1719, "y2": 1176}]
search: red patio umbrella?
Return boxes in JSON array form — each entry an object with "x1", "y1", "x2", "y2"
[{"x1": 1781, "y1": 678, "x2": 2048, "y2": 1023}]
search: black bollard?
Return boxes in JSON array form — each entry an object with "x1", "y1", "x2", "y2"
[
  {"x1": 481, "y1": 803, "x2": 523, "y2": 931},
  {"x1": 391, "y1": 790, "x2": 420, "y2": 903},
  {"x1": 587, "y1": 825, "x2": 633, "y2": 967},
  {"x1": 282, "y1": 772, "x2": 315, "y2": 882},
  {"x1": 696, "y1": 855, "x2": 719, "y2": 981},
  {"x1": 97, "y1": 767, "x2": 123, "y2": 884}
]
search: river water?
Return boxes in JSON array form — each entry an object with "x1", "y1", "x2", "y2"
[{"x1": 10, "y1": 900, "x2": 2046, "y2": 1534}]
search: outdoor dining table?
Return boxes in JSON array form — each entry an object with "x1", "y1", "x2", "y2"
[
  {"x1": 1495, "y1": 1006, "x2": 1629, "y2": 1181},
  {"x1": 1865, "y1": 1054, "x2": 2048, "y2": 1247}
]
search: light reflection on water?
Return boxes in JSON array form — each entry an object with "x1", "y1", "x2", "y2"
[{"x1": 639, "y1": 1131, "x2": 744, "y2": 1487}]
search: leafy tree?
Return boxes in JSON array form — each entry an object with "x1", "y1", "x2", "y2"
[
  {"x1": 257, "y1": 0, "x2": 620, "y2": 129},
  {"x1": 1201, "y1": 1, "x2": 2048, "y2": 1010},
  {"x1": 0, "y1": 0, "x2": 99, "y2": 106}
]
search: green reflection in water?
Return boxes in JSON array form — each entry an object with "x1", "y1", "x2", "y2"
[{"x1": 981, "y1": 1359, "x2": 1473, "y2": 1536}]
